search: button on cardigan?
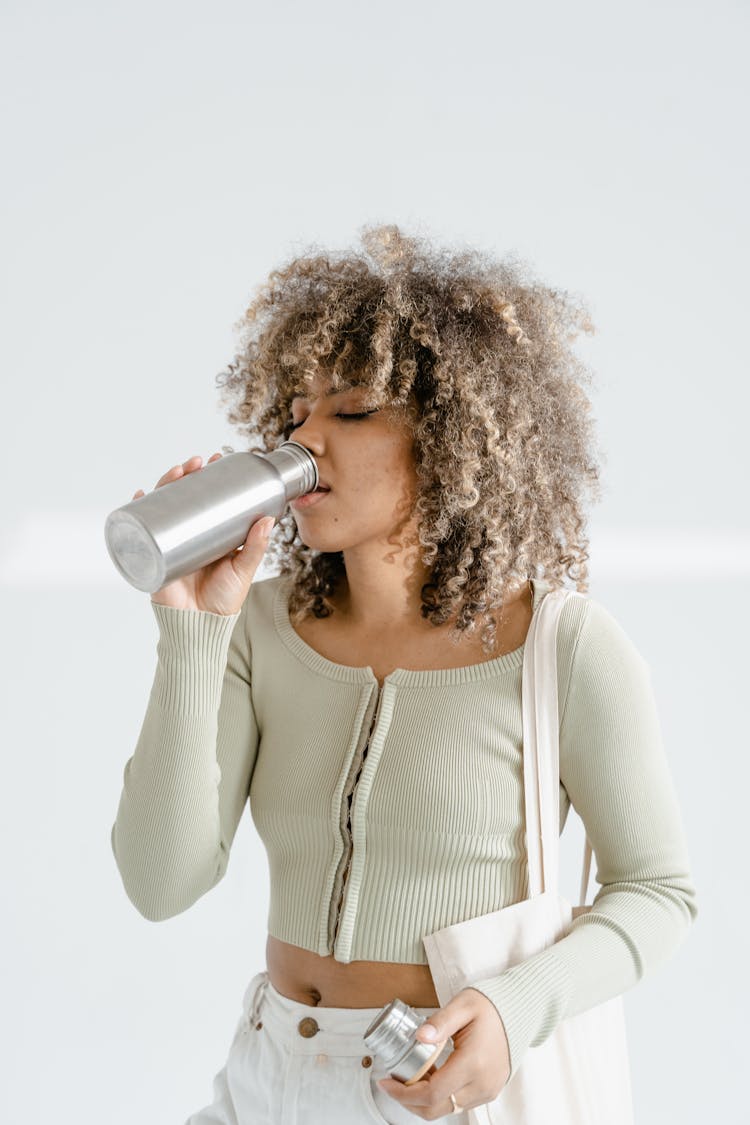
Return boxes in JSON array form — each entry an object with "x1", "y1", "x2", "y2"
[{"x1": 111, "y1": 573, "x2": 698, "y2": 1078}]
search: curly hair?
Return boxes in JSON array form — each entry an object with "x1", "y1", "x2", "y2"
[{"x1": 215, "y1": 223, "x2": 604, "y2": 657}]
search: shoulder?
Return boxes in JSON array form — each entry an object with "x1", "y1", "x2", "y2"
[
  {"x1": 533, "y1": 580, "x2": 647, "y2": 666},
  {"x1": 558, "y1": 591, "x2": 648, "y2": 671},
  {"x1": 546, "y1": 588, "x2": 652, "y2": 725}
]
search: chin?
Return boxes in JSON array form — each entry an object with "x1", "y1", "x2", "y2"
[{"x1": 294, "y1": 527, "x2": 347, "y2": 553}]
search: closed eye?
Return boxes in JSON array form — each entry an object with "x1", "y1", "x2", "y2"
[{"x1": 288, "y1": 410, "x2": 378, "y2": 430}]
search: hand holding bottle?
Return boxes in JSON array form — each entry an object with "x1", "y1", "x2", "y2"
[{"x1": 131, "y1": 454, "x2": 275, "y2": 616}]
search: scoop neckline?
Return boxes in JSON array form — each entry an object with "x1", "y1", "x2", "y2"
[{"x1": 272, "y1": 575, "x2": 549, "y2": 687}]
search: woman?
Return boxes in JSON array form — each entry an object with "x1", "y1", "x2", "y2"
[{"x1": 111, "y1": 224, "x2": 698, "y2": 1124}]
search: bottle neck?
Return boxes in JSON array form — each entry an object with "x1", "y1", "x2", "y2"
[{"x1": 264, "y1": 441, "x2": 319, "y2": 498}]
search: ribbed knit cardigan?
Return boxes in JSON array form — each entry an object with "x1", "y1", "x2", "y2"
[{"x1": 111, "y1": 573, "x2": 698, "y2": 1078}]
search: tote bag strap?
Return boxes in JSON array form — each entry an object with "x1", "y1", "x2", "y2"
[{"x1": 522, "y1": 584, "x2": 589, "y2": 900}]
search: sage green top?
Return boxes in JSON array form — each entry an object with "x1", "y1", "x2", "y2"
[{"x1": 110, "y1": 573, "x2": 698, "y2": 1079}]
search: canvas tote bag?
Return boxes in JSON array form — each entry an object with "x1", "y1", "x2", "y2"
[{"x1": 422, "y1": 587, "x2": 635, "y2": 1125}]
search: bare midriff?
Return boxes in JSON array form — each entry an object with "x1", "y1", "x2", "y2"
[
  {"x1": 266, "y1": 578, "x2": 534, "y2": 1010},
  {"x1": 266, "y1": 934, "x2": 440, "y2": 1008}
]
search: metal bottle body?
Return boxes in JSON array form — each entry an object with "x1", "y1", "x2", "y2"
[
  {"x1": 104, "y1": 440, "x2": 318, "y2": 593},
  {"x1": 363, "y1": 999, "x2": 451, "y2": 1085}
]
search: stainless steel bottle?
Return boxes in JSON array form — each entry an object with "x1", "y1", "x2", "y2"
[
  {"x1": 104, "y1": 439, "x2": 318, "y2": 594},
  {"x1": 363, "y1": 999, "x2": 452, "y2": 1085}
]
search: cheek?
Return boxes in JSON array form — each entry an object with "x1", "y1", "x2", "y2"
[
  {"x1": 334, "y1": 428, "x2": 418, "y2": 505},
  {"x1": 345, "y1": 465, "x2": 411, "y2": 503}
]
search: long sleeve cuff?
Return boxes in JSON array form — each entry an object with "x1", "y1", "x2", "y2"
[
  {"x1": 149, "y1": 602, "x2": 240, "y2": 714},
  {"x1": 468, "y1": 876, "x2": 696, "y2": 1081},
  {"x1": 469, "y1": 942, "x2": 573, "y2": 1081}
]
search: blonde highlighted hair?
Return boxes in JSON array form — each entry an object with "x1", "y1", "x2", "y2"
[{"x1": 215, "y1": 223, "x2": 603, "y2": 656}]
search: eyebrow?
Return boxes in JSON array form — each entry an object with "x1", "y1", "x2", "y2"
[{"x1": 291, "y1": 384, "x2": 364, "y2": 402}]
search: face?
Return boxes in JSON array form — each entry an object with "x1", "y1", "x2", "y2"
[{"x1": 284, "y1": 376, "x2": 420, "y2": 554}]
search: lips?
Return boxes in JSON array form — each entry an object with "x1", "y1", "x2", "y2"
[{"x1": 290, "y1": 487, "x2": 331, "y2": 509}]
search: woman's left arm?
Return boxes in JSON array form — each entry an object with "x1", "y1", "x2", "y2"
[
  {"x1": 377, "y1": 596, "x2": 699, "y2": 1117},
  {"x1": 467, "y1": 595, "x2": 699, "y2": 1081}
]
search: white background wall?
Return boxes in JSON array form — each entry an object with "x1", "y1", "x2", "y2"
[{"x1": 1, "y1": 1, "x2": 746, "y2": 1121}]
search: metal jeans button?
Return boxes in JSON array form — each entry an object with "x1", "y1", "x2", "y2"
[{"x1": 298, "y1": 1016, "x2": 320, "y2": 1038}]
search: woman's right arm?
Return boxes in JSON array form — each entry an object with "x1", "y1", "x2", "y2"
[
  {"x1": 110, "y1": 453, "x2": 272, "y2": 921},
  {"x1": 110, "y1": 601, "x2": 260, "y2": 921}
]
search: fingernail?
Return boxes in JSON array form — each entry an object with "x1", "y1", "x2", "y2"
[
  {"x1": 420, "y1": 1026, "x2": 437, "y2": 1041},
  {"x1": 259, "y1": 517, "x2": 275, "y2": 536}
]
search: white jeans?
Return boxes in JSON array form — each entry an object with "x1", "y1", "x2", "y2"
[{"x1": 185, "y1": 969, "x2": 466, "y2": 1125}]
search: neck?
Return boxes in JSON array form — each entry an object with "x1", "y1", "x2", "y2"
[
  {"x1": 330, "y1": 546, "x2": 529, "y2": 636},
  {"x1": 333, "y1": 545, "x2": 433, "y2": 633}
]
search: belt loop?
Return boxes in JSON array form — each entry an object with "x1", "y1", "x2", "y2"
[{"x1": 250, "y1": 973, "x2": 270, "y2": 1028}]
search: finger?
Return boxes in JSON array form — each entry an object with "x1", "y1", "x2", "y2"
[
  {"x1": 230, "y1": 516, "x2": 275, "y2": 581},
  {"x1": 154, "y1": 464, "x2": 184, "y2": 488},
  {"x1": 378, "y1": 1077, "x2": 470, "y2": 1118},
  {"x1": 237, "y1": 515, "x2": 275, "y2": 554},
  {"x1": 377, "y1": 1074, "x2": 435, "y2": 1111},
  {"x1": 155, "y1": 456, "x2": 201, "y2": 489},
  {"x1": 245, "y1": 515, "x2": 276, "y2": 548},
  {"x1": 378, "y1": 1056, "x2": 466, "y2": 1112},
  {"x1": 150, "y1": 452, "x2": 219, "y2": 495}
]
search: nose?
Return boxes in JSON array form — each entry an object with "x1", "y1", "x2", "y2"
[{"x1": 285, "y1": 418, "x2": 325, "y2": 457}]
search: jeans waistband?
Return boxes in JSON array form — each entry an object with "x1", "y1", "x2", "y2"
[{"x1": 244, "y1": 970, "x2": 440, "y2": 1058}]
